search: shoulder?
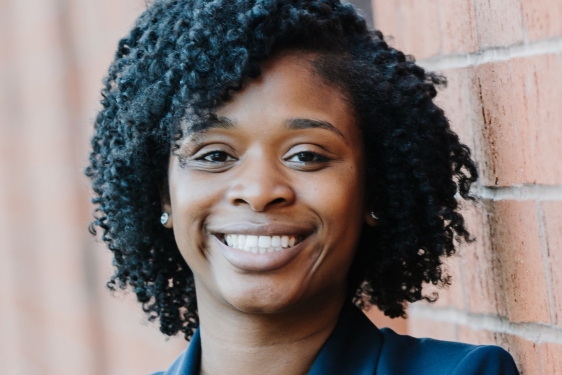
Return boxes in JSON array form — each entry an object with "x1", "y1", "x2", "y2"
[{"x1": 376, "y1": 328, "x2": 519, "y2": 375}]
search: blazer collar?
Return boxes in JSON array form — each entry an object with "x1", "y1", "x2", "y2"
[{"x1": 163, "y1": 304, "x2": 383, "y2": 375}]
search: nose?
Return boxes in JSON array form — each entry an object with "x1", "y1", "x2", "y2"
[{"x1": 226, "y1": 152, "x2": 295, "y2": 212}]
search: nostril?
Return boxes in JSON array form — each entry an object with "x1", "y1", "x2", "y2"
[{"x1": 269, "y1": 198, "x2": 286, "y2": 206}]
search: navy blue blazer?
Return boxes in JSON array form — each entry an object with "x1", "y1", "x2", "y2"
[{"x1": 152, "y1": 304, "x2": 519, "y2": 375}]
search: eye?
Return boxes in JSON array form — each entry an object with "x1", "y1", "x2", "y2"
[
  {"x1": 198, "y1": 151, "x2": 235, "y2": 163},
  {"x1": 286, "y1": 151, "x2": 329, "y2": 163}
]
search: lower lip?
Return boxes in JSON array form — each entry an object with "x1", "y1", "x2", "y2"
[{"x1": 212, "y1": 235, "x2": 309, "y2": 272}]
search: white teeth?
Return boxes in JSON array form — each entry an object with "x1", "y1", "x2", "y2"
[
  {"x1": 222, "y1": 234, "x2": 301, "y2": 253},
  {"x1": 246, "y1": 235, "x2": 258, "y2": 247},
  {"x1": 238, "y1": 235, "x2": 246, "y2": 248},
  {"x1": 258, "y1": 236, "x2": 271, "y2": 248},
  {"x1": 226, "y1": 235, "x2": 234, "y2": 247}
]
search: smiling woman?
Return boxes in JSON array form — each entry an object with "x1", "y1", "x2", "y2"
[{"x1": 86, "y1": 1, "x2": 519, "y2": 374}]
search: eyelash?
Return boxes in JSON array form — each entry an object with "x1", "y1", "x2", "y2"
[
  {"x1": 196, "y1": 150, "x2": 235, "y2": 163},
  {"x1": 285, "y1": 151, "x2": 330, "y2": 164},
  {"x1": 192, "y1": 149, "x2": 331, "y2": 168}
]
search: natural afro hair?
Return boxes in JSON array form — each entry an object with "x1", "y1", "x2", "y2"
[{"x1": 86, "y1": 0, "x2": 478, "y2": 340}]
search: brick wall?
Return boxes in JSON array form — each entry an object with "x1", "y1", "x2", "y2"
[
  {"x1": 0, "y1": 1, "x2": 185, "y2": 374},
  {"x1": 371, "y1": 0, "x2": 562, "y2": 373},
  {"x1": 2, "y1": 0, "x2": 561, "y2": 374}
]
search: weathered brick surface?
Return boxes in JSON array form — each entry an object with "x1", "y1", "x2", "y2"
[
  {"x1": 510, "y1": 54, "x2": 562, "y2": 185},
  {"x1": 460, "y1": 203, "x2": 508, "y2": 316},
  {"x1": 435, "y1": 67, "x2": 479, "y2": 151},
  {"x1": 475, "y1": 61, "x2": 522, "y2": 186},
  {"x1": 0, "y1": 0, "x2": 186, "y2": 374},
  {"x1": 439, "y1": 0, "x2": 478, "y2": 54},
  {"x1": 498, "y1": 334, "x2": 542, "y2": 375},
  {"x1": 456, "y1": 326, "x2": 496, "y2": 346},
  {"x1": 372, "y1": 0, "x2": 441, "y2": 59},
  {"x1": 489, "y1": 201, "x2": 550, "y2": 323},
  {"x1": 541, "y1": 342, "x2": 562, "y2": 375},
  {"x1": 542, "y1": 201, "x2": 562, "y2": 325},
  {"x1": 399, "y1": 0, "x2": 441, "y2": 59},
  {"x1": 475, "y1": 55, "x2": 562, "y2": 186},
  {"x1": 374, "y1": 0, "x2": 562, "y2": 370},
  {"x1": 474, "y1": 0, "x2": 524, "y2": 47},
  {"x1": 364, "y1": 306, "x2": 408, "y2": 335},
  {"x1": 521, "y1": 0, "x2": 562, "y2": 41},
  {"x1": 408, "y1": 316, "x2": 458, "y2": 341},
  {"x1": 371, "y1": 0, "x2": 402, "y2": 48}
]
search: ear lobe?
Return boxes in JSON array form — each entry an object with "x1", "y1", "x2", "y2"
[
  {"x1": 161, "y1": 211, "x2": 173, "y2": 228},
  {"x1": 364, "y1": 210, "x2": 379, "y2": 227},
  {"x1": 159, "y1": 179, "x2": 173, "y2": 229}
]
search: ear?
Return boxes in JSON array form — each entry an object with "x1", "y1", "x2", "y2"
[
  {"x1": 158, "y1": 178, "x2": 173, "y2": 229},
  {"x1": 364, "y1": 210, "x2": 379, "y2": 227}
]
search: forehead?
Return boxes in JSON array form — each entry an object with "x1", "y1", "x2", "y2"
[{"x1": 212, "y1": 52, "x2": 356, "y2": 137}]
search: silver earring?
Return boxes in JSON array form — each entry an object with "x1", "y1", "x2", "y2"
[
  {"x1": 370, "y1": 212, "x2": 379, "y2": 220},
  {"x1": 160, "y1": 212, "x2": 169, "y2": 225}
]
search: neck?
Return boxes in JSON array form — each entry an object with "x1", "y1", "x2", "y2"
[{"x1": 195, "y1": 284, "x2": 346, "y2": 375}]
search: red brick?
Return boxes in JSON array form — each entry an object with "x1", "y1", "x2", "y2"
[
  {"x1": 436, "y1": 67, "x2": 479, "y2": 151},
  {"x1": 542, "y1": 201, "x2": 562, "y2": 325},
  {"x1": 439, "y1": 0, "x2": 478, "y2": 54},
  {"x1": 399, "y1": 0, "x2": 441, "y2": 59},
  {"x1": 510, "y1": 54, "x2": 562, "y2": 185},
  {"x1": 475, "y1": 0, "x2": 524, "y2": 47},
  {"x1": 448, "y1": 255, "x2": 466, "y2": 310},
  {"x1": 407, "y1": 316, "x2": 457, "y2": 341},
  {"x1": 541, "y1": 342, "x2": 562, "y2": 375},
  {"x1": 475, "y1": 61, "x2": 522, "y2": 186},
  {"x1": 415, "y1": 253, "x2": 464, "y2": 310},
  {"x1": 460, "y1": 203, "x2": 508, "y2": 316},
  {"x1": 521, "y1": 0, "x2": 562, "y2": 41},
  {"x1": 498, "y1": 334, "x2": 540, "y2": 375},
  {"x1": 364, "y1": 306, "x2": 408, "y2": 335},
  {"x1": 457, "y1": 326, "x2": 497, "y2": 345},
  {"x1": 490, "y1": 201, "x2": 550, "y2": 323},
  {"x1": 371, "y1": 0, "x2": 402, "y2": 48}
]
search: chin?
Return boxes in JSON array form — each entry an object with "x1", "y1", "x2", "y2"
[{"x1": 219, "y1": 277, "x2": 307, "y2": 315}]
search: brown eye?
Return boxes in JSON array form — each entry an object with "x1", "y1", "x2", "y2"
[
  {"x1": 200, "y1": 151, "x2": 234, "y2": 162},
  {"x1": 287, "y1": 151, "x2": 329, "y2": 163}
]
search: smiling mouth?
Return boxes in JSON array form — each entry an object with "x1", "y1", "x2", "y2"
[{"x1": 217, "y1": 234, "x2": 304, "y2": 254}]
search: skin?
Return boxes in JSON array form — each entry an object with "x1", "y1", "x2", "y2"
[{"x1": 163, "y1": 52, "x2": 377, "y2": 375}]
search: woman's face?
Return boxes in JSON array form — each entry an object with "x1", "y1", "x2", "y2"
[{"x1": 166, "y1": 53, "x2": 368, "y2": 314}]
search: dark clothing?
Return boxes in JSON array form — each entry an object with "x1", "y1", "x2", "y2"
[{"x1": 152, "y1": 304, "x2": 519, "y2": 375}]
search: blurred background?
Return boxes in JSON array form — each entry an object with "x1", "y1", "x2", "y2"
[{"x1": 1, "y1": 0, "x2": 561, "y2": 374}]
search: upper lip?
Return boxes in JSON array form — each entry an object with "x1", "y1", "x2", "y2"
[{"x1": 208, "y1": 222, "x2": 315, "y2": 237}]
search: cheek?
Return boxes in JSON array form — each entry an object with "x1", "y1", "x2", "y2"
[
  {"x1": 306, "y1": 164, "x2": 365, "y2": 226},
  {"x1": 297, "y1": 161, "x2": 366, "y2": 269},
  {"x1": 168, "y1": 171, "x2": 224, "y2": 262}
]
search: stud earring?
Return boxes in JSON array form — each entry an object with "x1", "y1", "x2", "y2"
[
  {"x1": 370, "y1": 212, "x2": 379, "y2": 220},
  {"x1": 160, "y1": 212, "x2": 169, "y2": 226}
]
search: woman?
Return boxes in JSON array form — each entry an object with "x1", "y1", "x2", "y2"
[{"x1": 86, "y1": 0, "x2": 519, "y2": 374}]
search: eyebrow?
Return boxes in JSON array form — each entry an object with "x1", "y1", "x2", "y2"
[
  {"x1": 187, "y1": 116, "x2": 344, "y2": 140},
  {"x1": 186, "y1": 115, "x2": 237, "y2": 141},
  {"x1": 285, "y1": 118, "x2": 345, "y2": 139}
]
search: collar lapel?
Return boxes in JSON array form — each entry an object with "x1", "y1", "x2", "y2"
[
  {"x1": 163, "y1": 304, "x2": 382, "y2": 375},
  {"x1": 308, "y1": 304, "x2": 383, "y2": 375},
  {"x1": 163, "y1": 329, "x2": 201, "y2": 375}
]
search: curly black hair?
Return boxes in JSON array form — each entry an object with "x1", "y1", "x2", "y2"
[{"x1": 86, "y1": 0, "x2": 478, "y2": 340}]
